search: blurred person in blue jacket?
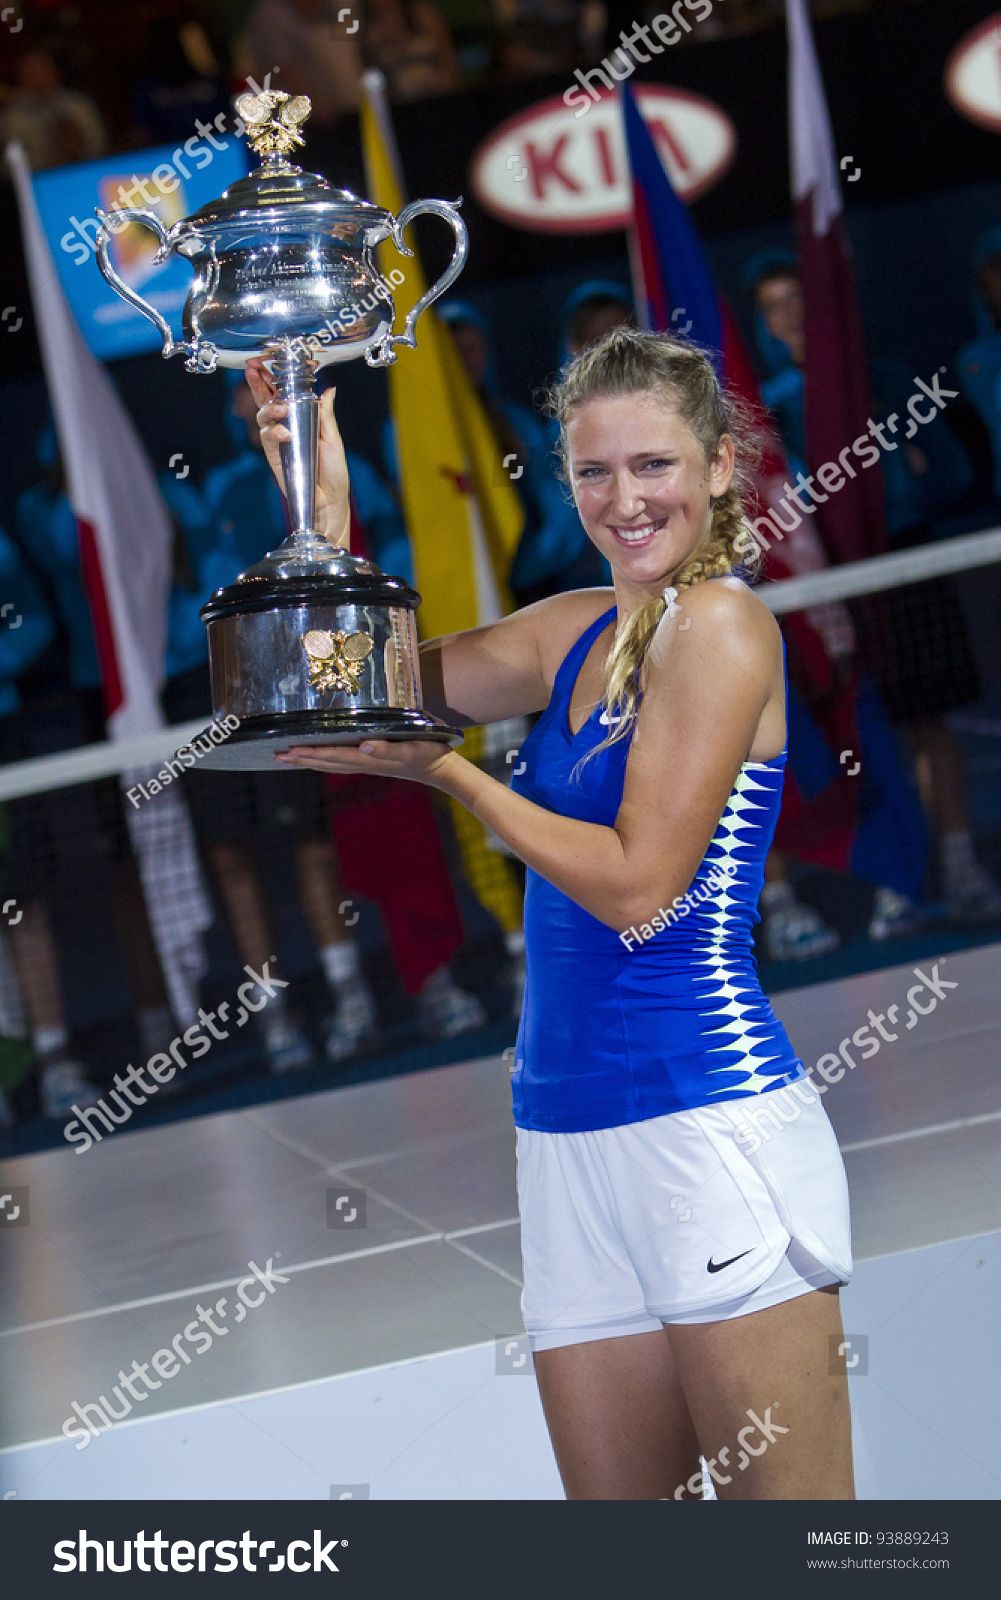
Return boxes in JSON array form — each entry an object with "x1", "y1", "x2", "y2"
[
  {"x1": 130, "y1": 14, "x2": 230, "y2": 147},
  {"x1": 0, "y1": 528, "x2": 54, "y2": 709},
  {"x1": 0, "y1": 521, "x2": 106, "y2": 1126},
  {"x1": 14, "y1": 428, "x2": 208, "y2": 1113},
  {"x1": 748, "y1": 250, "x2": 1000, "y2": 931},
  {"x1": 558, "y1": 279, "x2": 634, "y2": 366},
  {"x1": 958, "y1": 225, "x2": 1001, "y2": 503}
]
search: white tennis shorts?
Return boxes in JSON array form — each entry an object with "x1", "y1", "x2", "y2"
[{"x1": 516, "y1": 1084, "x2": 853, "y2": 1352}]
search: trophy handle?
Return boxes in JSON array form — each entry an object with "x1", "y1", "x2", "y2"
[
  {"x1": 364, "y1": 198, "x2": 468, "y2": 368},
  {"x1": 93, "y1": 208, "x2": 217, "y2": 372}
]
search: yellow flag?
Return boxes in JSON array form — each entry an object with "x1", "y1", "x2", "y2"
[
  {"x1": 359, "y1": 78, "x2": 524, "y2": 639},
  {"x1": 359, "y1": 75, "x2": 524, "y2": 934}
]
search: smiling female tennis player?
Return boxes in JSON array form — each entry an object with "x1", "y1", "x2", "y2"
[{"x1": 246, "y1": 327, "x2": 855, "y2": 1501}]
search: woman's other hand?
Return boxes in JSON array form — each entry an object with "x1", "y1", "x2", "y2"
[
  {"x1": 244, "y1": 359, "x2": 352, "y2": 549},
  {"x1": 274, "y1": 739, "x2": 461, "y2": 790}
]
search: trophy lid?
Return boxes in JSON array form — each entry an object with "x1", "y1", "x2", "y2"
[{"x1": 180, "y1": 90, "x2": 392, "y2": 234}]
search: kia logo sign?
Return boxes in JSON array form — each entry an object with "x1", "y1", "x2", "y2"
[
  {"x1": 470, "y1": 85, "x2": 736, "y2": 234},
  {"x1": 946, "y1": 13, "x2": 1001, "y2": 133}
]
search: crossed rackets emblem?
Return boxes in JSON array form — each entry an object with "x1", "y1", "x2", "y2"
[{"x1": 302, "y1": 629, "x2": 374, "y2": 693}]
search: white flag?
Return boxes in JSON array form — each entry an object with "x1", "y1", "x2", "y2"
[{"x1": 8, "y1": 142, "x2": 213, "y2": 1022}]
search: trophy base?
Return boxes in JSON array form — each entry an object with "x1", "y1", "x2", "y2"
[{"x1": 191, "y1": 709, "x2": 465, "y2": 771}]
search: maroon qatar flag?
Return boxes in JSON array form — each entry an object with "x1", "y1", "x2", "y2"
[{"x1": 786, "y1": 0, "x2": 888, "y2": 567}]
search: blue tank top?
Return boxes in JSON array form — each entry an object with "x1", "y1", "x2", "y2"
[{"x1": 509, "y1": 603, "x2": 808, "y2": 1133}]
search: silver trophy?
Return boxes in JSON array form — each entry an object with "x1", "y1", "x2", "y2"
[{"x1": 94, "y1": 89, "x2": 467, "y2": 768}]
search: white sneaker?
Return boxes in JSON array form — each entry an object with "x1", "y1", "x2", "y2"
[
  {"x1": 41, "y1": 1059, "x2": 100, "y2": 1120},
  {"x1": 325, "y1": 988, "x2": 379, "y2": 1063},
  {"x1": 262, "y1": 1014, "x2": 314, "y2": 1074},
  {"x1": 137, "y1": 1005, "x2": 177, "y2": 1061},
  {"x1": 946, "y1": 867, "x2": 1001, "y2": 926},
  {"x1": 419, "y1": 967, "x2": 487, "y2": 1039},
  {"x1": 763, "y1": 903, "x2": 840, "y2": 962},
  {"x1": 868, "y1": 887, "x2": 922, "y2": 942}
]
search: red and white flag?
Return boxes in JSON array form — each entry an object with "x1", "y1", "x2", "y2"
[
  {"x1": 786, "y1": 0, "x2": 888, "y2": 564},
  {"x1": 8, "y1": 142, "x2": 212, "y2": 1024},
  {"x1": 8, "y1": 141, "x2": 170, "y2": 735}
]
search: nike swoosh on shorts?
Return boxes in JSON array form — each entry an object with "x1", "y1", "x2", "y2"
[{"x1": 706, "y1": 1249, "x2": 754, "y2": 1274}]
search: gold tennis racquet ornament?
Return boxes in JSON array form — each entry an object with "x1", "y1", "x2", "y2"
[{"x1": 302, "y1": 629, "x2": 374, "y2": 694}]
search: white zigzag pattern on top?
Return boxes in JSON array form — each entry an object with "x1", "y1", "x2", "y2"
[{"x1": 690, "y1": 762, "x2": 788, "y2": 1096}]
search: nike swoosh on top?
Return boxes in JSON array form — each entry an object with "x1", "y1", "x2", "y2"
[{"x1": 706, "y1": 1249, "x2": 754, "y2": 1274}]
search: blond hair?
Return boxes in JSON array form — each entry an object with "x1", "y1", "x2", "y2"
[{"x1": 547, "y1": 326, "x2": 763, "y2": 772}]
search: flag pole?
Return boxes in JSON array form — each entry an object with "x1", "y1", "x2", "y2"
[
  {"x1": 360, "y1": 69, "x2": 407, "y2": 203},
  {"x1": 620, "y1": 90, "x2": 651, "y2": 331},
  {"x1": 626, "y1": 223, "x2": 651, "y2": 332}
]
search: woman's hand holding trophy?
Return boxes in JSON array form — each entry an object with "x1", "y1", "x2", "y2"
[{"x1": 245, "y1": 361, "x2": 351, "y2": 552}]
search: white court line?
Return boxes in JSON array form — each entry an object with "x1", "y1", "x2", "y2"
[
  {"x1": 0, "y1": 1217, "x2": 521, "y2": 1341},
  {"x1": 327, "y1": 1148, "x2": 413, "y2": 1169},
  {"x1": 841, "y1": 1109, "x2": 1001, "y2": 1154},
  {"x1": 246, "y1": 1113, "x2": 458, "y2": 1237},
  {"x1": 7, "y1": 1110, "x2": 1000, "y2": 1335},
  {"x1": 6, "y1": 1113, "x2": 997, "y2": 1337},
  {"x1": 4, "y1": 1235, "x2": 999, "y2": 1461},
  {"x1": 0, "y1": 1332, "x2": 517, "y2": 1459},
  {"x1": 446, "y1": 1240, "x2": 523, "y2": 1288},
  {"x1": 446, "y1": 1217, "x2": 523, "y2": 1241}
]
